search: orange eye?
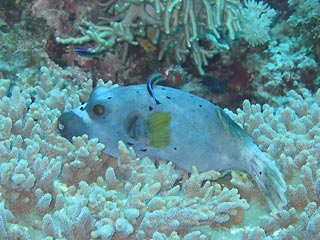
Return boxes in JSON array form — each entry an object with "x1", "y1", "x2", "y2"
[{"x1": 93, "y1": 104, "x2": 104, "y2": 115}]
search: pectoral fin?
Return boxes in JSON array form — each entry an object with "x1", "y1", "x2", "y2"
[{"x1": 147, "y1": 112, "x2": 171, "y2": 148}]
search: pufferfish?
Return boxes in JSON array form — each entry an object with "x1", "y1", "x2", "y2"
[{"x1": 58, "y1": 74, "x2": 287, "y2": 214}]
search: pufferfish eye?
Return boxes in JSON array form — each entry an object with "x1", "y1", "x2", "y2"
[{"x1": 93, "y1": 104, "x2": 105, "y2": 115}]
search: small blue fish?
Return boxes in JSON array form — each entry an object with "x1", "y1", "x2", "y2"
[
  {"x1": 147, "y1": 73, "x2": 162, "y2": 105},
  {"x1": 74, "y1": 48, "x2": 97, "y2": 59}
]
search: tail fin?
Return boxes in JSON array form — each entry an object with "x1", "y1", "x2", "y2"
[{"x1": 246, "y1": 144, "x2": 287, "y2": 214}]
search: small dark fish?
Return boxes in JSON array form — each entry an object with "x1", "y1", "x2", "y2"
[
  {"x1": 201, "y1": 75, "x2": 228, "y2": 94},
  {"x1": 74, "y1": 48, "x2": 99, "y2": 87},
  {"x1": 74, "y1": 48, "x2": 97, "y2": 59},
  {"x1": 147, "y1": 72, "x2": 162, "y2": 104}
]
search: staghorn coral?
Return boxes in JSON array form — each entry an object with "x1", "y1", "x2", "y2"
[
  {"x1": 71, "y1": 141, "x2": 248, "y2": 239},
  {"x1": 225, "y1": 87, "x2": 320, "y2": 239},
  {"x1": 243, "y1": 39, "x2": 319, "y2": 103},
  {"x1": 53, "y1": 0, "x2": 276, "y2": 75},
  {"x1": 1, "y1": 1, "x2": 320, "y2": 239},
  {"x1": 0, "y1": 64, "x2": 249, "y2": 239},
  {"x1": 1, "y1": 59, "x2": 320, "y2": 239},
  {"x1": 0, "y1": 63, "x2": 103, "y2": 238}
]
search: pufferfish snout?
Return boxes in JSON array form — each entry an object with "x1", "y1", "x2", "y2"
[
  {"x1": 58, "y1": 107, "x2": 88, "y2": 139},
  {"x1": 58, "y1": 83, "x2": 287, "y2": 214}
]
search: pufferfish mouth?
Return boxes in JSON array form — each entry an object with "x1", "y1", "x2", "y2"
[{"x1": 58, "y1": 111, "x2": 88, "y2": 141}]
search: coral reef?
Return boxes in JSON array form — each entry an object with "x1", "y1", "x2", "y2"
[
  {"x1": 287, "y1": 0, "x2": 320, "y2": 48},
  {"x1": 0, "y1": 0, "x2": 319, "y2": 239},
  {"x1": 242, "y1": 0, "x2": 320, "y2": 104},
  {"x1": 225, "y1": 88, "x2": 320, "y2": 239},
  {"x1": 241, "y1": 0, "x2": 276, "y2": 46},
  {"x1": 0, "y1": 58, "x2": 319, "y2": 239},
  {"x1": 50, "y1": 0, "x2": 276, "y2": 75},
  {"x1": 0, "y1": 64, "x2": 249, "y2": 239},
  {"x1": 244, "y1": 40, "x2": 319, "y2": 103}
]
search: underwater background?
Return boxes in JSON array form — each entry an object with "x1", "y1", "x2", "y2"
[{"x1": 0, "y1": 0, "x2": 319, "y2": 239}]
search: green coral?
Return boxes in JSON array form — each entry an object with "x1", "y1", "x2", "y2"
[{"x1": 56, "y1": 0, "x2": 275, "y2": 75}]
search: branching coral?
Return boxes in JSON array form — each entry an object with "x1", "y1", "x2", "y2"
[
  {"x1": 1, "y1": 1, "x2": 319, "y2": 239},
  {"x1": 1, "y1": 56, "x2": 320, "y2": 239},
  {"x1": 225, "y1": 87, "x2": 320, "y2": 239},
  {"x1": 54, "y1": 0, "x2": 275, "y2": 75},
  {"x1": 42, "y1": 141, "x2": 248, "y2": 239},
  {"x1": 243, "y1": 39, "x2": 319, "y2": 103},
  {"x1": 0, "y1": 63, "x2": 102, "y2": 238},
  {"x1": 0, "y1": 63, "x2": 250, "y2": 239},
  {"x1": 240, "y1": 0, "x2": 319, "y2": 104}
]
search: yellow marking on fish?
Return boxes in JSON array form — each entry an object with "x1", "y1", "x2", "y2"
[
  {"x1": 147, "y1": 112, "x2": 171, "y2": 148},
  {"x1": 216, "y1": 108, "x2": 248, "y2": 139}
]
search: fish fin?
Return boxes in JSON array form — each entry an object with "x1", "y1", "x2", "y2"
[
  {"x1": 147, "y1": 112, "x2": 171, "y2": 148},
  {"x1": 216, "y1": 108, "x2": 248, "y2": 138},
  {"x1": 247, "y1": 145, "x2": 287, "y2": 214}
]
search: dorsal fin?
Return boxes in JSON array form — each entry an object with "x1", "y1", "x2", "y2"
[{"x1": 216, "y1": 108, "x2": 248, "y2": 139}]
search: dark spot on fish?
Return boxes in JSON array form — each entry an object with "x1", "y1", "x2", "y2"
[
  {"x1": 166, "y1": 96, "x2": 171, "y2": 99},
  {"x1": 149, "y1": 106, "x2": 153, "y2": 111},
  {"x1": 259, "y1": 171, "x2": 262, "y2": 175},
  {"x1": 199, "y1": 104, "x2": 202, "y2": 108},
  {"x1": 127, "y1": 142, "x2": 134, "y2": 146},
  {"x1": 191, "y1": 96, "x2": 194, "y2": 98},
  {"x1": 174, "y1": 147, "x2": 177, "y2": 150},
  {"x1": 80, "y1": 106, "x2": 84, "y2": 111},
  {"x1": 136, "y1": 90, "x2": 140, "y2": 94},
  {"x1": 140, "y1": 149, "x2": 147, "y2": 152},
  {"x1": 160, "y1": 87, "x2": 165, "y2": 90},
  {"x1": 107, "y1": 96, "x2": 112, "y2": 99}
]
